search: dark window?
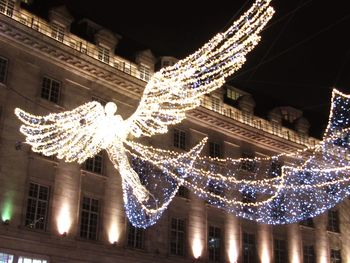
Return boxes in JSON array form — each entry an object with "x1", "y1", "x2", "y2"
[
  {"x1": 243, "y1": 232, "x2": 256, "y2": 263},
  {"x1": 41, "y1": 76, "x2": 60, "y2": 104},
  {"x1": 170, "y1": 218, "x2": 185, "y2": 256},
  {"x1": 241, "y1": 188, "x2": 257, "y2": 214},
  {"x1": 176, "y1": 186, "x2": 189, "y2": 199},
  {"x1": 51, "y1": 23, "x2": 64, "y2": 42},
  {"x1": 80, "y1": 196, "x2": 99, "y2": 240},
  {"x1": 240, "y1": 152, "x2": 256, "y2": 172},
  {"x1": 330, "y1": 249, "x2": 342, "y2": 263},
  {"x1": 300, "y1": 218, "x2": 314, "y2": 227},
  {"x1": 0, "y1": 0, "x2": 14, "y2": 16},
  {"x1": 85, "y1": 153, "x2": 103, "y2": 174},
  {"x1": 209, "y1": 142, "x2": 221, "y2": 158},
  {"x1": 274, "y1": 239, "x2": 287, "y2": 263},
  {"x1": 98, "y1": 46, "x2": 110, "y2": 64},
  {"x1": 208, "y1": 180, "x2": 224, "y2": 196},
  {"x1": 269, "y1": 159, "x2": 282, "y2": 177},
  {"x1": 174, "y1": 129, "x2": 186, "y2": 150},
  {"x1": 25, "y1": 183, "x2": 49, "y2": 230},
  {"x1": 0, "y1": 56, "x2": 8, "y2": 83},
  {"x1": 208, "y1": 226, "x2": 221, "y2": 262},
  {"x1": 127, "y1": 222, "x2": 145, "y2": 249},
  {"x1": 303, "y1": 245, "x2": 315, "y2": 263},
  {"x1": 299, "y1": 203, "x2": 314, "y2": 227},
  {"x1": 328, "y1": 210, "x2": 340, "y2": 232}
]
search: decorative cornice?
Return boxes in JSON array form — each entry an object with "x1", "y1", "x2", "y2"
[{"x1": 0, "y1": 16, "x2": 144, "y2": 97}]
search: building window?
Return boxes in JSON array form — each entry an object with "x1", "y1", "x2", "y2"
[
  {"x1": 174, "y1": 129, "x2": 186, "y2": 150},
  {"x1": 80, "y1": 196, "x2": 99, "y2": 240},
  {"x1": 84, "y1": 153, "x2": 103, "y2": 174},
  {"x1": 328, "y1": 210, "x2": 340, "y2": 232},
  {"x1": 139, "y1": 65, "x2": 150, "y2": 81},
  {"x1": 269, "y1": 159, "x2": 282, "y2": 177},
  {"x1": 51, "y1": 23, "x2": 64, "y2": 42},
  {"x1": 127, "y1": 221, "x2": 145, "y2": 249},
  {"x1": 0, "y1": 252, "x2": 14, "y2": 263},
  {"x1": 208, "y1": 226, "x2": 221, "y2": 262},
  {"x1": 274, "y1": 239, "x2": 287, "y2": 263},
  {"x1": 176, "y1": 185, "x2": 189, "y2": 198},
  {"x1": 226, "y1": 88, "x2": 242, "y2": 100},
  {"x1": 25, "y1": 182, "x2": 49, "y2": 230},
  {"x1": 330, "y1": 249, "x2": 342, "y2": 263},
  {"x1": 0, "y1": 0, "x2": 14, "y2": 17},
  {"x1": 243, "y1": 232, "x2": 256, "y2": 263},
  {"x1": 299, "y1": 215, "x2": 314, "y2": 227},
  {"x1": 0, "y1": 56, "x2": 8, "y2": 84},
  {"x1": 208, "y1": 180, "x2": 224, "y2": 196},
  {"x1": 170, "y1": 218, "x2": 185, "y2": 256},
  {"x1": 209, "y1": 142, "x2": 221, "y2": 158},
  {"x1": 98, "y1": 45, "x2": 110, "y2": 64},
  {"x1": 18, "y1": 257, "x2": 48, "y2": 263},
  {"x1": 41, "y1": 76, "x2": 60, "y2": 104},
  {"x1": 303, "y1": 245, "x2": 315, "y2": 263},
  {"x1": 240, "y1": 152, "x2": 256, "y2": 173}
]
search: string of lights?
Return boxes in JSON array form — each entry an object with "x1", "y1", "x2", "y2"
[
  {"x1": 122, "y1": 89, "x2": 350, "y2": 227},
  {"x1": 14, "y1": 0, "x2": 275, "y2": 228}
]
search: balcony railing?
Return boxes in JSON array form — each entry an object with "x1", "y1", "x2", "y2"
[
  {"x1": 0, "y1": 5, "x2": 151, "y2": 82},
  {"x1": 200, "y1": 97, "x2": 318, "y2": 147}
]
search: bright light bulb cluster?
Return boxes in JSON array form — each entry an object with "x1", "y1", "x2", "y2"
[{"x1": 14, "y1": 0, "x2": 275, "y2": 228}]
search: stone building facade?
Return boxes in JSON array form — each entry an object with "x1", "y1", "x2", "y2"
[{"x1": 0, "y1": 1, "x2": 349, "y2": 262}]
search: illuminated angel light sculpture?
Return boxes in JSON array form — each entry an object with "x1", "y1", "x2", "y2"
[{"x1": 15, "y1": 0, "x2": 275, "y2": 227}]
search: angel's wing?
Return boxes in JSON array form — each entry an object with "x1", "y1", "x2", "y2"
[
  {"x1": 127, "y1": 0, "x2": 274, "y2": 137},
  {"x1": 15, "y1": 101, "x2": 106, "y2": 163}
]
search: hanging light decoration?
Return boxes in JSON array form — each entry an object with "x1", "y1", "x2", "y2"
[{"x1": 13, "y1": 0, "x2": 350, "y2": 228}]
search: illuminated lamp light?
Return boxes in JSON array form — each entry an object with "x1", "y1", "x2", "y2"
[
  {"x1": 192, "y1": 235, "x2": 203, "y2": 259},
  {"x1": 57, "y1": 204, "x2": 71, "y2": 236},
  {"x1": 108, "y1": 222, "x2": 120, "y2": 245},
  {"x1": 228, "y1": 241, "x2": 238, "y2": 263},
  {"x1": 1, "y1": 199, "x2": 13, "y2": 223}
]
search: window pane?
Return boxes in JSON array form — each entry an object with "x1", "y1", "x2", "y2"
[
  {"x1": 25, "y1": 183, "x2": 49, "y2": 230},
  {"x1": 80, "y1": 196, "x2": 99, "y2": 240},
  {"x1": 0, "y1": 56, "x2": 8, "y2": 83}
]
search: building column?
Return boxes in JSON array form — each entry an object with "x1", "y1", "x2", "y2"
[
  {"x1": 52, "y1": 161, "x2": 81, "y2": 237},
  {"x1": 103, "y1": 160, "x2": 124, "y2": 245},
  {"x1": 287, "y1": 223, "x2": 302, "y2": 263},
  {"x1": 314, "y1": 213, "x2": 329, "y2": 263},
  {"x1": 225, "y1": 213, "x2": 240, "y2": 263},
  {"x1": 339, "y1": 200, "x2": 350, "y2": 262},
  {"x1": 257, "y1": 224, "x2": 272, "y2": 263},
  {"x1": 189, "y1": 194, "x2": 206, "y2": 260}
]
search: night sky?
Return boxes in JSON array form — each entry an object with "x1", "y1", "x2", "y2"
[{"x1": 27, "y1": 0, "x2": 350, "y2": 138}]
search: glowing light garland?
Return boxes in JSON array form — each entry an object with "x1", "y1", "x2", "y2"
[
  {"x1": 125, "y1": 89, "x2": 350, "y2": 226},
  {"x1": 13, "y1": 0, "x2": 350, "y2": 228},
  {"x1": 15, "y1": 0, "x2": 274, "y2": 227},
  {"x1": 21, "y1": 0, "x2": 347, "y2": 228}
]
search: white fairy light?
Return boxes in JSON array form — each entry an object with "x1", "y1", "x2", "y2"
[{"x1": 14, "y1": 0, "x2": 279, "y2": 228}]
